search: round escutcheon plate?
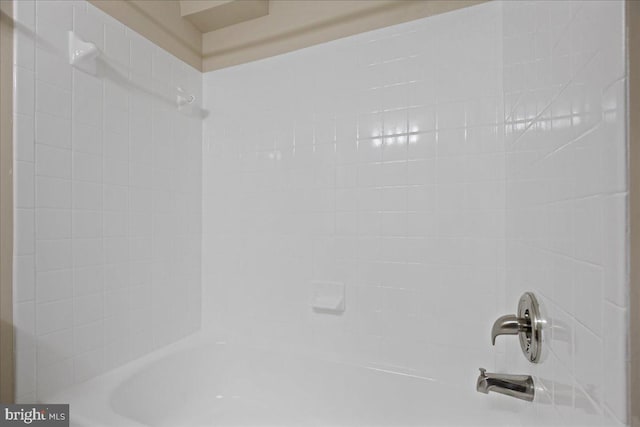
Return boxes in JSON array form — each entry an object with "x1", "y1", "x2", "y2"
[{"x1": 517, "y1": 292, "x2": 543, "y2": 363}]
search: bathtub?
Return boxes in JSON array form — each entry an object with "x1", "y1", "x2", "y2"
[{"x1": 49, "y1": 332, "x2": 528, "y2": 426}]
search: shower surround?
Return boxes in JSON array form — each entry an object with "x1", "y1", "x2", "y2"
[
  {"x1": 12, "y1": 0, "x2": 202, "y2": 402},
  {"x1": 12, "y1": 0, "x2": 628, "y2": 426},
  {"x1": 203, "y1": 0, "x2": 505, "y2": 391},
  {"x1": 202, "y1": 1, "x2": 627, "y2": 425}
]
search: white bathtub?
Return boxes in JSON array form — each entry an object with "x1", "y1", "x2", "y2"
[{"x1": 49, "y1": 332, "x2": 529, "y2": 426}]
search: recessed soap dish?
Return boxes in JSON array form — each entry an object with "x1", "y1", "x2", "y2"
[{"x1": 310, "y1": 281, "x2": 345, "y2": 313}]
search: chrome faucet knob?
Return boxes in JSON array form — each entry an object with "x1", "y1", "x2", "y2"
[
  {"x1": 490, "y1": 292, "x2": 544, "y2": 363},
  {"x1": 491, "y1": 314, "x2": 530, "y2": 345}
]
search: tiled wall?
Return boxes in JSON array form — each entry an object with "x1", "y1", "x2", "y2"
[
  {"x1": 203, "y1": 1, "x2": 629, "y2": 424},
  {"x1": 12, "y1": 0, "x2": 628, "y2": 422},
  {"x1": 500, "y1": 1, "x2": 627, "y2": 426},
  {"x1": 12, "y1": 0, "x2": 202, "y2": 402},
  {"x1": 203, "y1": 1, "x2": 507, "y2": 391}
]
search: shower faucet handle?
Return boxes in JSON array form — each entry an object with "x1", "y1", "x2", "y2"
[
  {"x1": 491, "y1": 314, "x2": 530, "y2": 345},
  {"x1": 490, "y1": 292, "x2": 544, "y2": 363}
]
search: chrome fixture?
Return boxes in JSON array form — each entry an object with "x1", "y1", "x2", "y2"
[
  {"x1": 476, "y1": 368, "x2": 535, "y2": 402},
  {"x1": 491, "y1": 292, "x2": 543, "y2": 363}
]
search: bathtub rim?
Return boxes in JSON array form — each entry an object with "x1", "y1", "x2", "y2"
[{"x1": 45, "y1": 331, "x2": 209, "y2": 427}]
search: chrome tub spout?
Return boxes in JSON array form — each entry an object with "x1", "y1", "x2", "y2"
[{"x1": 476, "y1": 368, "x2": 534, "y2": 402}]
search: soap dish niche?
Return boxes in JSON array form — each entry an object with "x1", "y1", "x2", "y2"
[{"x1": 310, "y1": 281, "x2": 345, "y2": 314}]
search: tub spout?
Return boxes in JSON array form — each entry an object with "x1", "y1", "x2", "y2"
[{"x1": 476, "y1": 368, "x2": 534, "y2": 402}]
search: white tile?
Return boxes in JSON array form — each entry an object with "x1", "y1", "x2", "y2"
[
  {"x1": 74, "y1": 293, "x2": 104, "y2": 325},
  {"x1": 129, "y1": 164, "x2": 153, "y2": 189},
  {"x1": 15, "y1": 301, "x2": 35, "y2": 335},
  {"x1": 14, "y1": 255, "x2": 35, "y2": 302},
  {"x1": 600, "y1": 79, "x2": 627, "y2": 193},
  {"x1": 15, "y1": 349, "x2": 36, "y2": 403},
  {"x1": 603, "y1": 409, "x2": 627, "y2": 427},
  {"x1": 15, "y1": 114, "x2": 35, "y2": 161},
  {"x1": 104, "y1": 105, "x2": 128, "y2": 135},
  {"x1": 407, "y1": 132, "x2": 436, "y2": 160},
  {"x1": 36, "y1": 299, "x2": 72, "y2": 335},
  {"x1": 104, "y1": 22, "x2": 130, "y2": 69},
  {"x1": 36, "y1": 269, "x2": 72, "y2": 304},
  {"x1": 104, "y1": 130, "x2": 129, "y2": 161},
  {"x1": 73, "y1": 265, "x2": 104, "y2": 297},
  {"x1": 407, "y1": 159, "x2": 436, "y2": 186},
  {"x1": 129, "y1": 188, "x2": 152, "y2": 212},
  {"x1": 103, "y1": 211, "x2": 127, "y2": 237},
  {"x1": 36, "y1": 144, "x2": 71, "y2": 179},
  {"x1": 36, "y1": 80, "x2": 71, "y2": 119},
  {"x1": 573, "y1": 262, "x2": 603, "y2": 337},
  {"x1": 72, "y1": 238, "x2": 103, "y2": 268},
  {"x1": 104, "y1": 263, "x2": 129, "y2": 291},
  {"x1": 573, "y1": 386, "x2": 603, "y2": 426},
  {"x1": 72, "y1": 210, "x2": 102, "y2": 239},
  {"x1": 72, "y1": 70, "x2": 103, "y2": 127},
  {"x1": 72, "y1": 181, "x2": 102, "y2": 210},
  {"x1": 16, "y1": 161, "x2": 35, "y2": 208},
  {"x1": 36, "y1": 47, "x2": 71, "y2": 91},
  {"x1": 103, "y1": 184, "x2": 128, "y2": 211},
  {"x1": 104, "y1": 315, "x2": 128, "y2": 345},
  {"x1": 74, "y1": 349, "x2": 104, "y2": 383},
  {"x1": 603, "y1": 194, "x2": 627, "y2": 307},
  {"x1": 73, "y1": 5, "x2": 104, "y2": 51},
  {"x1": 103, "y1": 337, "x2": 130, "y2": 370},
  {"x1": 36, "y1": 112, "x2": 71, "y2": 148},
  {"x1": 104, "y1": 158, "x2": 129, "y2": 186},
  {"x1": 130, "y1": 35, "x2": 153, "y2": 78},
  {"x1": 14, "y1": 67, "x2": 35, "y2": 116},
  {"x1": 35, "y1": 0, "x2": 73, "y2": 52},
  {"x1": 104, "y1": 238, "x2": 128, "y2": 264},
  {"x1": 72, "y1": 122, "x2": 102, "y2": 155},
  {"x1": 14, "y1": 301, "x2": 35, "y2": 396},
  {"x1": 36, "y1": 328, "x2": 73, "y2": 369},
  {"x1": 129, "y1": 262, "x2": 152, "y2": 288},
  {"x1": 13, "y1": 0, "x2": 205, "y2": 398},
  {"x1": 36, "y1": 208, "x2": 71, "y2": 240},
  {"x1": 74, "y1": 320, "x2": 104, "y2": 355},
  {"x1": 129, "y1": 212, "x2": 152, "y2": 238},
  {"x1": 105, "y1": 80, "x2": 129, "y2": 112},
  {"x1": 36, "y1": 176, "x2": 71, "y2": 209},
  {"x1": 36, "y1": 357, "x2": 73, "y2": 398},
  {"x1": 105, "y1": 288, "x2": 129, "y2": 317},
  {"x1": 129, "y1": 237, "x2": 151, "y2": 262},
  {"x1": 574, "y1": 321, "x2": 603, "y2": 407},
  {"x1": 14, "y1": 0, "x2": 35, "y2": 31},
  {"x1": 35, "y1": 239, "x2": 71, "y2": 272},
  {"x1": 73, "y1": 151, "x2": 102, "y2": 183},
  {"x1": 152, "y1": 49, "x2": 173, "y2": 83},
  {"x1": 15, "y1": 209, "x2": 34, "y2": 256},
  {"x1": 130, "y1": 137, "x2": 153, "y2": 166},
  {"x1": 603, "y1": 302, "x2": 627, "y2": 423}
]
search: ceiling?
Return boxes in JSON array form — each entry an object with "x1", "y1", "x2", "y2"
[
  {"x1": 179, "y1": 0, "x2": 269, "y2": 33},
  {"x1": 89, "y1": 0, "x2": 486, "y2": 72}
]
